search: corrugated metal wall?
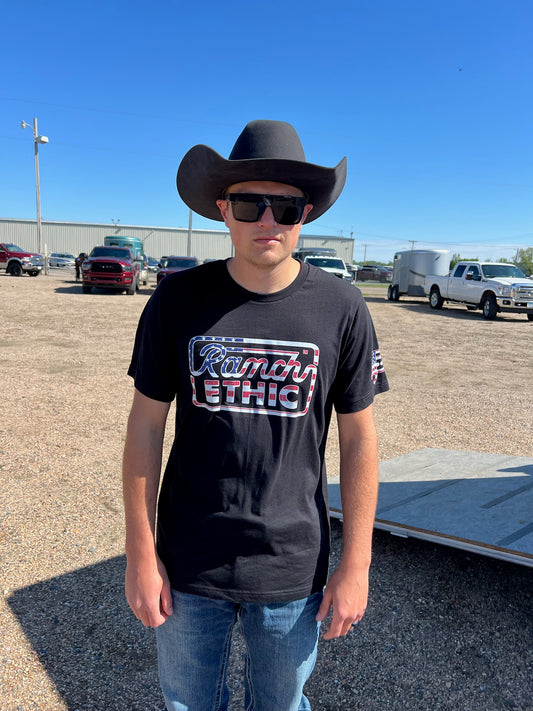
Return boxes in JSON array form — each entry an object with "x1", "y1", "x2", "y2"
[{"x1": 0, "y1": 218, "x2": 355, "y2": 264}]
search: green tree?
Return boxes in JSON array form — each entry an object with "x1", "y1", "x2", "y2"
[
  {"x1": 515, "y1": 247, "x2": 533, "y2": 276},
  {"x1": 450, "y1": 253, "x2": 479, "y2": 269}
]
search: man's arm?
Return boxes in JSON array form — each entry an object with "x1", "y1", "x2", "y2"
[
  {"x1": 316, "y1": 404, "x2": 379, "y2": 639},
  {"x1": 122, "y1": 388, "x2": 172, "y2": 628}
]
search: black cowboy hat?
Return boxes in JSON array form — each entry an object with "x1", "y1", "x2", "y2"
[{"x1": 176, "y1": 120, "x2": 347, "y2": 223}]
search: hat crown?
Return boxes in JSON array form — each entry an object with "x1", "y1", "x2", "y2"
[{"x1": 228, "y1": 120, "x2": 306, "y2": 162}]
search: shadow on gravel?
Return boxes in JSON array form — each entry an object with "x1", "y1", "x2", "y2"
[
  {"x1": 7, "y1": 555, "x2": 164, "y2": 711},
  {"x1": 54, "y1": 284, "x2": 155, "y2": 296},
  {"x1": 7, "y1": 525, "x2": 533, "y2": 710},
  {"x1": 362, "y1": 294, "x2": 531, "y2": 323}
]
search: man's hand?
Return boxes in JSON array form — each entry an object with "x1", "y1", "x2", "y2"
[
  {"x1": 125, "y1": 553, "x2": 173, "y2": 628},
  {"x1": 316, "y1": 564, "x2": 369, "y2": 639}
]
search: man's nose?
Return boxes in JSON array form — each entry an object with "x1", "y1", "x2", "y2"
[{"x1": 258, "y1": 205, "x2": 277, "y2": 225}]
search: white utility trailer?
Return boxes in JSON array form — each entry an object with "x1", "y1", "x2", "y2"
[
  {"x1": 329, "y1": 448, "x2": 533, "y2": 567},
  {"x1": 388, "y1": 249, "x2": 450, "y2": 300}
]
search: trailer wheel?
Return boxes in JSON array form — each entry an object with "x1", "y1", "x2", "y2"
[
  {"x1": 387, "y1": 285, "x2": 393, "y2": 300},
  {"x1": 527, "y1": 314, "x2": 533, "y2": 321},
  {"x1": 429, "y1": 287, "x2": 444, "y2": 309},
  {"x1": 392, "y1": 285, "x2": 400, "y2": 301},
  {"x1": 482, "y1": 294, "x2": 498, "y2": 320}
]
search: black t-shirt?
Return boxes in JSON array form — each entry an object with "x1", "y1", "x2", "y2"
[{"x1": 128, "y1": 260, "x2": 389, "y2": 602}]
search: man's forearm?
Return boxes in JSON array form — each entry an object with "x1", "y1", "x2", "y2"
[
  {"x1": 122, "y1": 390, "x2": 170, "y2": 559},
  {"x1": 123, "y1": 437, "x2": 162, "y2": 559},
  {"x1": 337, "y1": 406, "x2": 379, "y2": 570},
  {"x1": 122, "y1": 390, "x2": 173, "y2": 627},
  {"x1": 317, "y1": 406, "x2": 379, "y2": 638}
]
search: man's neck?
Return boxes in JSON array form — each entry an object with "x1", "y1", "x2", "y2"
[{"x1": 226, "y1": 257, "x2": 301, "y2": 294}]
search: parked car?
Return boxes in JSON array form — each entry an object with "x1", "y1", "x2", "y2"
[
  {"x1": 302, "y1": 256, "x2": 352, "y2": 282},
  {"x1": 147, "y1": 256, "x2": 160, "y2": 272},
  {"x1": 157, "y1": 256, "x2": 199, "y2": 284},
  {"x1": 345, "y1": 264, "x2": 358, "y2": 283},
  {"x1": 378, "y1": 266, "x2": 393, "y2": 282},
  {"x1": 0, "y1": 243, "x2": 44, "y2": 276},
  {"x1": 49, "y1": 252, "x2": 75, "y2": 268},
  {"x1": 81, "y1": 246, "x2": 140, "y2": 294},
  {"x1": 138, "y1": 255, "x2": 149, "y2": 286},
  {"x1": 103, "y1": 235, "x2": 147, "y2": 285},
  {"x1": 357, "y1": 264, "x2": 393, "y2": 283},
  {"x1": 293, "y1": 247, "x2": 337, "y2": 261},
  {"x1": 424, "y1": 261, "x2": 533, "y2": 320}
]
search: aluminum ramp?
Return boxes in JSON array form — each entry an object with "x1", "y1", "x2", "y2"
[{"x1": 328, "y1": 448, "x2": 533, "y2": 567}]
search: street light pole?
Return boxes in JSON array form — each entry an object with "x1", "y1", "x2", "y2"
[{"x1": 21, "y1": 118, "x2": 49, "y2": 257}]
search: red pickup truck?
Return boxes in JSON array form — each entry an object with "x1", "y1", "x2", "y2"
[
  {"x1": 0, "y1": 243, "x2": 44, "y2": 276},
  {"x1": 81, "y1": 246, "x2": 140, "y2": 294}
]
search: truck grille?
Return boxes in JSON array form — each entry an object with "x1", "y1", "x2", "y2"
[
  {"x1": 515, "y1": 284, "x2": 533, "y2": 298},
  {"x1": 92, "y1": 262, "x2": 122, "y2": 274}
]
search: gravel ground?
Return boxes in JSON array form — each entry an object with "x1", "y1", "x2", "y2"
[{"x1": 1, "y1": 270, "x2": 531, "y2": 711}]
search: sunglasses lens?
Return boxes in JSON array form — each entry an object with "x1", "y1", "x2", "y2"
[
  {"x1": 228, "y1": 195, "x2": 306, "y2": 225},
  {"x1": 230, "y1": 197, "x2": 261, "y2": 222},
  {"x1": 271, "y1": 199, "x2": 305, "y2": 225}
]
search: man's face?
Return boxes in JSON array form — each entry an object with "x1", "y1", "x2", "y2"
[{"x1": 216, "y1": 181, "x2": 313, "y2": 270}]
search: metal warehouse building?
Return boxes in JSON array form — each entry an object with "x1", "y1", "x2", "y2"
[{"x1": 0, "y1": 218, "x2": 354, "y2": 264}]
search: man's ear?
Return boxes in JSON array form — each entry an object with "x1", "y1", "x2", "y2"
[
  {"x1": 302, "y1": 203, "x2": 314, "y2": 223},
  {"x1": 216, "y1": 199, "x2": 229, "y2": 224}
]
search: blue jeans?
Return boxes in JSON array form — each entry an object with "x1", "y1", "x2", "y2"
[{"x1": 156, "y1": 589, "x2": 323, "y2": 711}]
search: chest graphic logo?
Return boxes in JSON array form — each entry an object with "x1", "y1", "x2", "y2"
[{"x1": 189, "y1": 336, "x2": 319, "y2": 417}]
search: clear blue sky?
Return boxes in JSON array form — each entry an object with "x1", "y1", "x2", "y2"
[{"x1": 1, "y1": 0, "x2": 531, "y2": 264}]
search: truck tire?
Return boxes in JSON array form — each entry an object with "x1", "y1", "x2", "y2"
[
  {"x1": 28, "y1": 270, "x2": 40, "y2": 277},
  {"x1": 126, "y1": 281, "x2": 136, "y2": 295},
  {"x1": 528, "y1": 314, "x2": 533, "y2": 321},
  {"x1": 7, "y1": 262, "x2": 22, "y2": 277},
  {"x1": 429, "y1": 287, "x2": 444, "y2": 310},
  {"x1": 82, "y1": 284, "x2": 92, "y2": 294},
  {"x1": 482, "y1": 294, "x2": 498, "y2": 320}
]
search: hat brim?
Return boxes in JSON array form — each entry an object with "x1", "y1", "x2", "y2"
[{"x1": 177, "y1": 145, "x2": 347, "y2": 223}]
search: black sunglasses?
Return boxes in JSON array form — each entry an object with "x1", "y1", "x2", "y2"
[{"x1": 225, "y1": 193, "x2": 308, "y2": 225}]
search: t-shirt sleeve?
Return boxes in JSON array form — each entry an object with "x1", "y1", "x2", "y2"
[
  {"x1": 331, "y1": 296, "x2": 389, "y2": 414},
  {"x1": 127, "y1": 285, "x2": 177, "y2": 403}
]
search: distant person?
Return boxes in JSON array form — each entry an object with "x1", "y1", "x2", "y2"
[
  {"x1": 75, "y1": 253, "x2": 86, "y2": 281},
  {"x1": 122, "y1": 119, "x2": 389, "y2": 710}
]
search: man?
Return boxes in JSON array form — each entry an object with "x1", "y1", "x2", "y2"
[{"x1": 123, "y1": 120, "x2": 389, "y2": 710}]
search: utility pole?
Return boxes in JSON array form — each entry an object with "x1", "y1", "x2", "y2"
[{"x1": 21, "y1": 118, "x2": 49, "y2": 257}]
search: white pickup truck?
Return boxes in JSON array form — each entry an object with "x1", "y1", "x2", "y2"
[
  {"x1": 302, "y1": 255, "x2": 353, "y2": 282},
  {"x1": 424, "y1": 261, "x2": 533, "y2": 320}
]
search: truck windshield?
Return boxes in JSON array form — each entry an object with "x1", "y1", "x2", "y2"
[
  {"x1": 91, "y1": 247, "x2": 131, "y2": 259},
  {"x1": 3, "y1": 244, "x2": 25, "y2": 252},
  {"x1": 306, "y1": 258, "x2": 345, "y2": 269},
  {"x1": 163, "y1": 258, "x2": 197, "y2": 268},
  {"x1": 481, "y1": 264, "x2": 526, "y2": 279}
]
